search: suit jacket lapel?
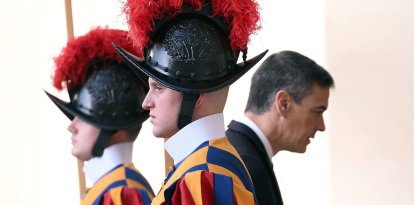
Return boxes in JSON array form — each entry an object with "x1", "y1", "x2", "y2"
[
  {"x1": 227, "y1": 120, "x2": 284, "y2": 204},
  {"x1": 227, "y1": 120, "x2": 273, "y2": 167}
]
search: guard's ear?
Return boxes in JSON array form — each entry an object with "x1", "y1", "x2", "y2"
[
  {"x1": 108, "y1": 130, "x2": 128, "y2": 145},
  {"x1": 195, "y1": 93, "x2": 206, "y2": 108},
  {"x1": 274, "y1": 90, "x2": 290, "y2": 117}
]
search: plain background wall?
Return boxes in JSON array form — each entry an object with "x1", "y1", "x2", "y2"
[
  {"x1": 326, "y1": 0, "x2": 414, "y2": 204},
  {"x1": 0, "y1": 0, "x2": 412, "y2": 204}
]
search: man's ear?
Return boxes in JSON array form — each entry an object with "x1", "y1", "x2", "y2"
[
  {"x1": 274, "y1": 90, "x2": 290, "y2": 117},
  {"x1": 108, "y1": 131, "x2": 127, "y2": 145},
  {"x1": 194, "y1": 93, "x2": 206, "y2": 108}
]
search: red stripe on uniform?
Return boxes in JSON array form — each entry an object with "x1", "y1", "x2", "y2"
[
  {"x1": 200, "y1": 171, "x2": 214, "y2": 204},
  {"x1": 171, "y1": 178, "x2": 196, "y2": 205},
  {"x1": 102, "y1": 187, "x2": 144, "y2": 205}
]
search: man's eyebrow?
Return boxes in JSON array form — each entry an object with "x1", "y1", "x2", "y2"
[
  {"x1": 149, "y1": 81, "x2": 159, "y2": 86},
  {"x1": 149, "y1": 81, "x2": 166, "y2": 89}
]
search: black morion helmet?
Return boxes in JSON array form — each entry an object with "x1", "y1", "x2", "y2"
[
  {"x1": 45, "y1": 28, "x2": 149, "y2": 157},
  {"x1": 115, "y1": 0, "x2": 267, "y2": 128}
]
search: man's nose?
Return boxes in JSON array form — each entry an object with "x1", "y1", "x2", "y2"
[
  {"x1": 67, "y1": 118, "x2": 78, "y2": 134},
  {"x1": 317, "y1": 116, "x2": 326, "y2": 132},
  {"x1": 142, "y1": 94, "x2": 153, "y2": 110}
]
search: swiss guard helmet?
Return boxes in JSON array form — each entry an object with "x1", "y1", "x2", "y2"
[
  {"x1": 114, "y1": 0, "x2": 268, "y2": 129},
  {"x1": 45, "y1": 27, "x2": 149, "y2": 157}
]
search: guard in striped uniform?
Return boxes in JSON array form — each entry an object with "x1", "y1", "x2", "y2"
[
  {"x1": 45, "y1": 27, "x2": 154, "y2": 205},
  {"x1": 82, "y1": 163, "x2": 154, "y2": 205},
  {"x1": 159, "y1": 137, "x2": 257, "y2": 205},
  {"x1": 114, "y1": 0, "x2": 268, "y2": 204}
]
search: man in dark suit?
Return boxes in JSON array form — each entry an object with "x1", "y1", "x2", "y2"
[{"x1": 226, "y1": 51, "x2": 335, "y2": 205}]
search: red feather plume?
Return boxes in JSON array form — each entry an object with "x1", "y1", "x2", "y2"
[
  {"x1": 123, "y1": 0, "x2": 261, "y2": 56},
  {"x1": 211, "y1": 0, "x2": 261, "y2": 51},
  {"x1": 52, "y1": 27, "x2": 140, "y2": 91}
]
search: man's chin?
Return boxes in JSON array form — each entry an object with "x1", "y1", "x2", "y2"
[
  {"x1": 71, "y1": 151, "x2": 80, "y2": 159},
  {"x1": 152, "y1": 130, "x2": 168, "y2": 139},
  {"x1": 298, "y1": 148, "x2": 307, "y2": 153},
  {"x1": 290, "y1": 146, "x2": 307, "y2": 153},
  {"x1": 72, "y1": 150, "x2": 91, "y2": 161},
  {"x1": 152, "y1": 128, "x2": 178, "y2": 139}
]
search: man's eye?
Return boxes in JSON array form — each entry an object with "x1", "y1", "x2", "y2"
[
  {"x1": 313, "y1": 109, "x2": 324, "y2": 114},
  {"x1": 316, "y1": 110, "x2": 325, "y2": 114},
  {"x1": 155, "y1": 86, "x2": 163, "y2": 91}
]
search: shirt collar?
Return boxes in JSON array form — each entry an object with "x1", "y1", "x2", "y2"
[
  {"x1": 83, "y1": 142, "x2": 133, "y2": 184},
  {"x1": 238, "y1": 116, "x2": 274, "y2": 160},
  {"x1": 165, "y1": 113, "x2": 225, "y2": 164}
]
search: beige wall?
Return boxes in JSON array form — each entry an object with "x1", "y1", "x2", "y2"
[{"x1": 327, "y1": 0, "x2": 414, "y2": 204}]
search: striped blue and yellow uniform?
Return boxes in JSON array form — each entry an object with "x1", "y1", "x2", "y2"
[
  {"x1": 152, "y1": 137, "x2": 257, "y2": 205},
  {"x1": 82, "y1": 163, "x2": 154, "y2": 205}
]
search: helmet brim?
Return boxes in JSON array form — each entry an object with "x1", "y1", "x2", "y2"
[
  {"x1": 44, "y1": 90, "x2": 149, "y2": 130},
  {"x1": 113, "y1": 43, "x2": 268, "y2": 94}
]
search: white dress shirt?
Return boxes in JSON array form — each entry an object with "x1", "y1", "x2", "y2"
[
  {"x1": 164, "y1": 113, "x2": 225, "y2": 164},
  {"x1": 237, "y1": 116, "x2": 274, "y2": 160},
  {"x1": 83, "y1": 142, "x2": 133, "y2": 184}
]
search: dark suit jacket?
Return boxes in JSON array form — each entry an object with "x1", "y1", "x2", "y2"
[{"x1": 226, "y1": 120, "x2": 284, "y2": 205}]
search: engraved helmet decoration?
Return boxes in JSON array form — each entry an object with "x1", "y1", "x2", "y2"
[{"x1": 45, "y1": 28, "x2": 148, "y2": 157}]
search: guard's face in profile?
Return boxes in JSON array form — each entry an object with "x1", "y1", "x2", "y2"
[
  {"x1": 142, "y1": 78, "x2": 181, "y2": 139},
  {"x1": 284, "y1": 84, "x2": 330, "y2": 153},
  {"x1": 67, "y1": 117, "x2": 100, "y2": 160}
]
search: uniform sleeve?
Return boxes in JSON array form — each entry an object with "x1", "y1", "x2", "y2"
[
  {"x1": 164, "y1": 170, "x2": 256, "y2": 205},
  {"x1": 101, "y1": 186, "x2": 152, "y2": 205}
]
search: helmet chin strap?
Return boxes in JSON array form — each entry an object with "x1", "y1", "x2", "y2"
[
  {"x1": 178, "y1": 93, "x2": 200, "y2": 129},
  {"x1": 92, "y1": 129, "x2": 116, "y2": 157}
]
